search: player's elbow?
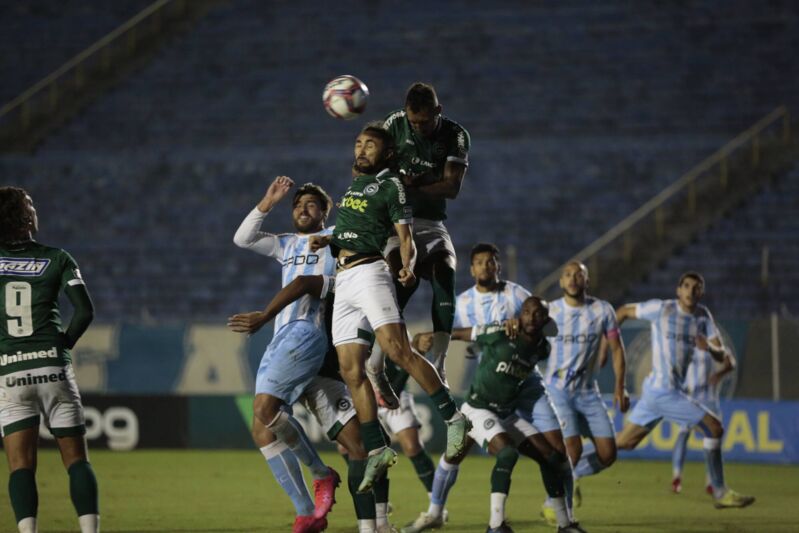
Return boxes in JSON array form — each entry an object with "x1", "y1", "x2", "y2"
[{"x1": 232, "y1": 231, "x2": 251, "y2": 249}]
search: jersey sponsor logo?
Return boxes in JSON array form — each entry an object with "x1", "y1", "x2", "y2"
[
  {"x1": 495, "y1": 360, "x2": 531, "y2": 379},
  {"x1": 364, "y1": 183, "x2": 379, "y2": 196},
  {"x1": 0, "y1": 346, "x2": 59, "y2": 367},
  {"x1": 0, "y1": 257, "x2": 51, "y2": 277},
  {"x1": 388, "y1": 177, "x2": 407, "y2": 204},
  {"x1": 339, "y1": 231, "x2": 358, "y2": 239},
  {"x1": 5, "y1": 369, "x2": 67, "y2": 387},
  {"x1": 285, "y1": 254, "x2": 320, "y2": 266},
  {"x1": 411, "y1": 156, "x2": 436, "y2": 169},
  {"x1": 342, "y1": 196, "x2": 369, "y2": 213},
  {"x1": 556, "y1": 333, "x2": 599, "y2": 344},
  {"x1": 666, "y1": 331, "x2": 696, "y2": 345}
]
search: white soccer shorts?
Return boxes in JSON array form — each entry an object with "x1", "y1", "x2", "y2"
[
  {"x1": 300, "y1": 376, "x2": 357, "y2": 441},
  {"x1": 332, "y1": 260, "x2": 403, "y2": 347},
  {"x1": 383, "y1": 218, "x2": 457, "y2": 270},
  {"x1": 462, "y1": 401, "x2": 537, "y2": 449},
  {"x1": 0, "y1": 364, "x2": 85, "y2": 437},
  {"x1": 378, "y1": 390, "x2": 422, "y2": 435}
]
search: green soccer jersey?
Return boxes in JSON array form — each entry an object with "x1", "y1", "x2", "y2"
[
  {"x1": 0, "y1": 241, "x2": 83, "y2": 375},
  {"x1": 331, "y1": 169, "x2": 412, "y2": 255},
  {"x1": 467, "y1": 326, "x2": 550, "y2": 417},
  {"x1": 383, "y1": 110, "x2": 470, "y2": 221}
]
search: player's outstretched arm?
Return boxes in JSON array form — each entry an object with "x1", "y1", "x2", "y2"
[
  {"x1": 394, "y1": 222, "x2": 417, "y2": 286},
  {"x1": 411, "y1": 161, "x2": 467, "y2": 199},
  {"x1": 227, "y1": 275, "x2": 326, "y2": 334},
  {"x1": 62, "y1": 284, "x2": 95, "y2": 348},
  {"x1": 615, "y1": 304, "x2": 637, "y2": 325},
  {"x1": 233, "y1": 176, "x2": 294, "y2": 253}
]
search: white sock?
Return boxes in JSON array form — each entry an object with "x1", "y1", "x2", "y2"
[
  {"x1": 376, "y1": 502, "x2": 388, "y2": 527},
  {"x1": 78, "y1": 514, "x2": 99, "y2": 533},
  {"x1": 17, "y1": 517, "x2": 37, "y2": 533},
  {"x1": 358, "y1": 518, "x2": 376, "y2": 532},
  {"x1": 489, "y1": 492, "x2": 507, "y2": 528},
  {"x1": 551, "y1": 497, "x2": 570, "y2": 527},
  {"x1": 260, "y1": 440, "x2": 289, "y2": 460}
]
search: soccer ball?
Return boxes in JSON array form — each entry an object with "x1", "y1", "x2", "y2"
[{"x1": 322, "y1": 75, "x2": 369, "y2": 120}]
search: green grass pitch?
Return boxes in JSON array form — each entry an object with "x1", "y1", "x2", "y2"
[{"x1": 2, "y1": 450, "x2": 798, "y2": 532}]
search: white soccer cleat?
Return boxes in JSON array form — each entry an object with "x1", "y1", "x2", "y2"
[{"x1": 401, "y1": 511, "x2": 445, "y2": 532}]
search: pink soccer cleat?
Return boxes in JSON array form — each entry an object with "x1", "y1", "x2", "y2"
[{"x1": 313, "y1": 467, "x2": 341, "y2": 519}]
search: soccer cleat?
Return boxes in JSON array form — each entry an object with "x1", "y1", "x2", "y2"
[
  {"x1": 485, "y1": 521, "x2": 514, "y2": 533},
  {"x1": 292, "y1": 515, "x2": 328, "y2": 533},
  {"x1": 377, "y1": 524, "x2": 400, "y2": 533},
  {"x1": 358, "y1": 447, "x2": 398, "y2": 493},
  {"x1": 444, "y1": 414, "x2": 472, "y2": 460},
  {"x1": 558, "y1": 522, "x2": 588, "y2": 533},
  {"x1": 313, "y1": 467, "x2": 341, "y2": 518},
  {"x1": 573, "y1": 479, "x2": 582, "y2": 507},
  {"x1": 401, "y1": 511, "x2": 445, "y2": 533},
  {"x1": 714, "y1": 489, "x2": 755, "y2": 509},
  {"x1": 671, "y1": 477, "x2": 682, "y2": 494},
  {"x1": 367, "y1": 367, "x2": 400, "y2": 409},
  {"x1": 540, "y1": 502, "x2": 558, "y2": 526}
]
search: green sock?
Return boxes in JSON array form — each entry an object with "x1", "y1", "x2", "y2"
[
  {"x1": 430, "y1": 387, "x2": 457, "y2": 421},
  {"x1": 68, "y1": 460, "x2": 99, "y2": 516},
  {"x1": 347, "y1": 459, "x2": 376, "y2": 519},
  {"x1": 360, "y1": 420, "x2": 387, "y2": 452},
  {"x1": 491, "y1": 447, "x2": 519, "y2": 494},
  {"x1": 539, "y1": 451, "x2": 568, "y2": 498},
  {"x1": 410, "y1": 450, "x2": 435, "y2": 492},
  {"x1": 430, "y1": 264, "x2": 456, "y2": 332},
  {"x1": 373, "y1": 474, "x2": 389, "y2": 504},
  {"x1": 9, "y1": 468, "x2": 38, "y2": 522}
]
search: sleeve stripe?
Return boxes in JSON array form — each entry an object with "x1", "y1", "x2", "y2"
[
  {"x1": 396, "y1": 218, "x2": 412, "y2": 225},
  {"x1": 446, "y1": 156, "x2": 468, "y2": 166},
  {"x1": 67, "y1": 279, "x2": 85, "y2": 286},
  {"x1": 319, "y1": 275, "x2": 333, "y2": 299}
]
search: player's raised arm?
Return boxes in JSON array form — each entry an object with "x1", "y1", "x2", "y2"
[
  {"x1": 232, "y1": 176, "x2": 294, "y2": 254},
  {"x1": 227, "y1": 274, "x2": 329, "y2": 334},
  {"x1": 395, "y1": 222, "x2": 417, "y2": 287},
  {"x1": 615, "y1": 303, "x2": 637, "y2": 325}
]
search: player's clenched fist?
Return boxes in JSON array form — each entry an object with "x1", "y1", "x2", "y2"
[
  {"x1": 309, "y1": 234, "x2": 331, "y2": 252},
  {"x1": 397, "y1": 266, "x2": 416, "y2": 287}
]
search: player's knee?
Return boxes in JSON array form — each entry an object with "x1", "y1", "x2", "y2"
[
  {"x1": 598, "y1": 447, "x2": 617, "y2": 467},
  {"x1": 383, "y1": 338, "x2": 411, "y2": 366},
  {"x1": 253, "y1": 396, "x2": 280, "y2": 426},
  {"x1": 495, "y1": 446, "x2": 520, "y2": 469}
]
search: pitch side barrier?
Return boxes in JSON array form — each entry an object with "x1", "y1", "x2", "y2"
[{"x1": 14, "y1": 394, "x2": 798, "y2": 464}]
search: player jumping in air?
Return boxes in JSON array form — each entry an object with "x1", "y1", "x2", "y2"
[
  {"x1": 232, "y1": 178, "x2": 341, "y2": 532},
  {"x1": 368, "y1": 82, "x2": 470, "y2": 398},
  {"x1": 309, "y1": 122, "x2": 470, "y2": 497},
  {"x1": 606, "y1": 272, "x2": 754, "y2": 509},
  {"x1": 0, "y1": 187, "x2": 99, "y2": 533},
  {"x1": 541, "y1": 261, "x2": 629, "y2": 522}
]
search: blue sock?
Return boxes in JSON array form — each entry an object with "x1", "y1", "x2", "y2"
[
  {"x1": 270, "y1": 411, "x2": 329, "y2": 479},
  {"x1": 573, "y1": 441, "x2": 606, "y2": 479},
  {"x1": 430, "y1": 456, "x2": 460, "y2": 507},
  {"x1": 672, "y1": 429, "x2": 690, "y2": 479},
  {"x1": 703, "y1": 438, "x2": 725, "y2": 497},
  {"x1": 261, "y1": 441, "x2": 315, "y2": 516}
]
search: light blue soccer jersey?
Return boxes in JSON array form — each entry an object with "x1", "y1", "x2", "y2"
[
  {"x1": 685, "y1": 349, "x2": 721, "y2": 406},
  {"x1": 545, "y1": 296, "x2": 620, "y2": 391},
  {"x1": 634, "y1": 299, "x2": 719, "y2": 391},
  {"x1": 233, "y1": 208, "x2": 335, "y2": 334},
  {"x1": 453, "y1": 280, "x2": 530, "y2": 329}
]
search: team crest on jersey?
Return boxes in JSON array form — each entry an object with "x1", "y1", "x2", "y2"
[
  {"x1": 363, "y1": 183, "x2": 379, "y2": 196},
  {"x1": 432, "y1": 143, "x2": 446, "y2": 157},
  {"x1": 0, "y1": 257, "x2": 50, "y2": 277},
  {"x1": 337, "y1": 398, "x2": 351, "y2": 411}
]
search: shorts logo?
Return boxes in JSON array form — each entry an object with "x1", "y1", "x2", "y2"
[
  {"x1": 337, "y1": 398, "x2": 351, "y2": 411},
  {"x1": 6, "y1": 370, "x2": 67, "y2": 387},
  {"x1": 364, "y1": 184, "x2": 379, "y2": 196},
  {"x1": 0, "y1": 257, "x2": 50, "y2": 277},
  {"x1": 484, "y1": 419, "x2": 495, "y2": 430}
]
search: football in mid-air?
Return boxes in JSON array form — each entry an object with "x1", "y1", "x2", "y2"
[{"x1": 322, "y1": 75, "x2": 369, "y2": 120}]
